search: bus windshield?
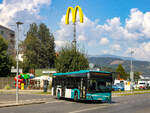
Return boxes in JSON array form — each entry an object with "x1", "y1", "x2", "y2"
[{"x1": 88, "y1": 79, "x2": 112, "y2": 93}]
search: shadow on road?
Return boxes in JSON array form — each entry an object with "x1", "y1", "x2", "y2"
[{"x1": 55, "y1": 97, "x2": 118, "y2": 104}]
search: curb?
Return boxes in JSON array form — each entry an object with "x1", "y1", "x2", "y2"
[
  {"x1": 112, "y1": 91, "x2": 150, "y2": 97},
  {"x1": 0, "y1": 101, "x2": 45, "y2": 108}
]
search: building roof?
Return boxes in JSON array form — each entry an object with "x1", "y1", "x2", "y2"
[
  {"x1": 0, "y1": 25, "x2": 14, "y2": 33},
  {"x1": 53, "y1": 70, "x2": 111, "y2": 76},
  {"x1": 140, "y1": 75, "x2": 150, "y2": 80},
  {"x1": 141, "y1": 75, "x2": 150, "y2": 77}
]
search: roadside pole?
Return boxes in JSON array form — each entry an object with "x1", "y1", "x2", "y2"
[
  {"x1": 130, "y1": 50, "x2": 134, "y2": 91},
  {"x1": 16, "y1": 22, "x2": 23, "y2": 104}
]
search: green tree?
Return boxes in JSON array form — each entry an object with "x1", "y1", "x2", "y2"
[
  {"x1": 134, "y1": 72, "x2": 141, "y2": 81},
  {"x1": 23, "y1": 23, "x2": 55, "y2": 72},
  {"x1": 38, "y1": 23, "x2": 55, "y2": 68},
  {"x1": 116, "y1": 64, "x2": 129, "y2": 79},
  {"x1": 0, "y1": 35, "x2": 12, "y2": 77},
  {"x1": 55, "y1": 45, "x2": 89, "y2": 72},
  {"x1": 23, "y1": 33, "x2": 41, "y2": 71}
]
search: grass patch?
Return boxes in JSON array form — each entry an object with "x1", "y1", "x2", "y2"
[
  {"x1": 4, "y1": 84, "x2": 11, "y2": 90},
  {"x1": 119, "y1": 91, "x2": 150, "y2": 96},
  {"x1": 133, "y1": 89, "x2": 150, "y2": 91},
  {"x1": 113, "y1": 89, "x2": 150, "y2": 93}
]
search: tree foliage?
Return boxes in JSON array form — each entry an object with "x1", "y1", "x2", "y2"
[
  {"x1": 55, "y1": 45, "x2": 89, "y2": 73},
  {"x1": 134, "y1": 72, "x2": 141, "y2": 81},
  {"x1": 38, "y1": 24, "x2": 55, "y2": 68},
  {"x1": 0, "y1": 35, "x2": 13, "y2": 77},
  {"x1": 23, "y1": 23, "x2": 55, "y2": 72},
  {"x1": 116, "y1": 64, "x2": 129, "y2": 79}
]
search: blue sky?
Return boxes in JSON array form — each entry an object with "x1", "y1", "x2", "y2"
[
  {"x1": 40, "y1": 0, "x2": 150, "y2": 31},
  {"x1": 1, "y1": 0, "x2": 150, "y2": 61}
]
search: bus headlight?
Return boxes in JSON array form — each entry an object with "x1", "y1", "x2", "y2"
[{"x1": 98, "y1": 98, "x2": 102, "y2": 100}]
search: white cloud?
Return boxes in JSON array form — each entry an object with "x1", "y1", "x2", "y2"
[
  {"x1": 112, "y1": 44, "x2": 121, "y2": 51},
  {"x1": 54, "y1": 14, "x2": 100, "y2": 47},
  {"x1": 126, "y1": 42, "x2": 150, "y2": 60},
  {"x1": 88, "y1": 40, "x2": 97, "y2": 47},
  {"x1": 103, "y1": 50, "x2": 108, "y2": 54},
  {"x1": 126, "y1": 8, "x2": 144, "y2": 32},
  {"x1": 0, "y1": 0, "x2": 51, "y2": 27},
  {"x1": 99, "y1": 37, "x2": 109, "y2": 45},
  {"x1": 97, "y1": 17, "x2": 139, "y2": 41},
  {"x1": 55, "y1": 8, "x2": 150, "y2": 60},
  {"x1": 78, "y1": 35, "x2": 86, "y2": 41},
  {"x1": 126, "y1": 8, "x2": 150, "y2": 38},
  {"x1": 55, "y1": 40, "x2": 67, "y2": 48}
]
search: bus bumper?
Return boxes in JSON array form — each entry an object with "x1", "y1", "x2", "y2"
[{"x1": 86, "y1": 93, "x2": 111, "y2": 102}]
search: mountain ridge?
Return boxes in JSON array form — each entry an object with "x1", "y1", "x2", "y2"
[
  {"x1": 89, "y1": 54, "x2": 136, "y2": 61},
  {"x1": 88, "y1": 56, "x2": 150, "y2": 75}
]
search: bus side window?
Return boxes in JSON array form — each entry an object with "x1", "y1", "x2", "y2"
[{"x1": 88, "y1": 80, "x2": 96, "y2": 91}]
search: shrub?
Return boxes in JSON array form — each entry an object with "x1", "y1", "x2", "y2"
[{"x1": 4, "y1": 84, "x2": 11, "y2": 90}]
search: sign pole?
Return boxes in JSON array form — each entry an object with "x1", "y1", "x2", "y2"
[
  {"x1": 130, "y1": 50, "x2": 134, "y2": 90},
  {"x1": 65, "y1": 5, "x2": 84, "y2": 50},
  {"x1": 16, "y1": 22, "x2": 23, "y2": 104},
  {"x1": 73, "y1": 22, "x2": 76, "y2": 49}
]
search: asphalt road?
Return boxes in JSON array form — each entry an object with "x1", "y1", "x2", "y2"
[{"x1": 0, "y1": 93, "x2": 150, "y2": 113}]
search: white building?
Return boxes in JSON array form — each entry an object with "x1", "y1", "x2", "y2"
[
  {"x1": 18, "y1": 54, "x2": 24, "y2": 62},
  {"x1": 140, "y1": 75, "x2": 150, "y2": 80}
]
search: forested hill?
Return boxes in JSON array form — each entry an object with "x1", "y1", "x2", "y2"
[{"x1": 88, "y1": 57, "x2": 150, "y2": 75}]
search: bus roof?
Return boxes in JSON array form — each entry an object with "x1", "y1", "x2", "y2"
[{"x1": 53, "y1": 70, "x2": 111, "y2": 76}]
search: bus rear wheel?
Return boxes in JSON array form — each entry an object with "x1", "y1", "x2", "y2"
[
  {"x1": 57, "y1": 90, "x2": 60, "y2": 99},
  {"x1": 74, "y1": 92, "x2": 78, "y2": 101}
]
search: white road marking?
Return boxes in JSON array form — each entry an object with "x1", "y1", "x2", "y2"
[
  {"x1": 69, "y1": 106, "x2": 107, "y2": 113},
  {"x1": 69, "y1": 103, "x2": 119, "y2": 113},
  {"x1": 45, "y1": 100, "x2": 67, "y2": 104}
]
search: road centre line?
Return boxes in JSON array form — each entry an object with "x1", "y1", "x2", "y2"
[
  {"x1": 69, "y1": 103, "x2": 119, "y2": 113},
  {"x1": 45, "y1": 100, "x2": 66, "y2": 104},
  {"x1": 69, "y1": 106, "x2": 109, "y2": 113}
]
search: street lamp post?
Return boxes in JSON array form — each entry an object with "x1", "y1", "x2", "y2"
[
  {"x1": 130, "y1": 50, "x2": 134, "y2": 90},
  {"x1": 16, "y1": 22, "x2": 23, "y2": 104},
  {"x1": 72, "y1": 22, "x2": 77, "y2": 50}
]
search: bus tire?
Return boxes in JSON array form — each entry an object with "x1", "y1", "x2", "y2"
[
  {"x1": 74, "y1": 92, "x2": 78, "y2": 101},
  {"x1": 57, "y1": 90, "x2": 60, "y2": 99}
]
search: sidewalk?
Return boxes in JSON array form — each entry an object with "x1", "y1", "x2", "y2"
[
  {"x1": 0, "y1": 100, "x2": 45, "y2": 108},
  {"x1": 0, "y1": 89, "x2": 51, "y2": 108},
  {"x1": 0, "y1": 89, "x2": 44, "y2": 94}
]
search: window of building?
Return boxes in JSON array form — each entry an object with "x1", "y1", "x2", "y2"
[
  {"x1": 10, "y1": 33, "x2": 15, "y2": 37},
  {"x1": 1, "y1": 31, "x2": 4, "y2": 35}
]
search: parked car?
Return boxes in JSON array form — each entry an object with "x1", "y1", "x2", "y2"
[
  {"x1": 137, "y1": 81, "x2": 147, "y2": 89},
  {"x1": 112, "y1": 85, "x2": 117, "y2": 91},
  {"x1": 112, "y1": 83, "x2": 124, "y2": 91},
  {"x1": 138, "y1": 82, "x2": 147, "y2": 89}
]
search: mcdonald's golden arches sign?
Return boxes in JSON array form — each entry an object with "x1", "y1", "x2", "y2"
[{"x1": 65, "y1": 5, "x2": 84, "y2": 24}]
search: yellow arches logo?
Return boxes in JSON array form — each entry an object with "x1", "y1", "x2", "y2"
[{"x1": 65, "y1": 5, "x2": 84, "y2": 24}]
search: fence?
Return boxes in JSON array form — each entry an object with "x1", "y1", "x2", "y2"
[{"x1": 0, "y1": 77, "x2": 14, "y2": 89}]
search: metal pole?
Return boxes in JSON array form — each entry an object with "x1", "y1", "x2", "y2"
[
  {"x1": 131, "y1": 51, "x2": 133, "y2": 73},
  {"x1": 16, "y1": 24, "x2": 19, "y2": 104},
  {"x1": 73, "y1": 22, "x2": 76, "y2": 49},
  {"x1": 130, "y1": 50, "x2": 134, "y2": 90},
  {"x1": 16, "y1": 22, "x2": 23, "y2": 104}
]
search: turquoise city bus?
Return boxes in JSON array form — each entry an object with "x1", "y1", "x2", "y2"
[{"x1": 52, "y1": 70, "x2": 112, "y2": 102}]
